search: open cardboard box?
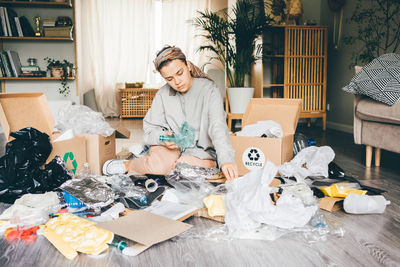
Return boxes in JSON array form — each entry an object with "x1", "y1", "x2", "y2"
[
  {"x1": 0, "y1": 92, "x2": 116, "y2": 174},
  {"x1": 230, "y1": 98, "x2": 302, "y2": 176}
]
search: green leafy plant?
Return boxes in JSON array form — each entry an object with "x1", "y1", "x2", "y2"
[
  {"x1": 342, "y1": 0, "x2": 400, "y2": 67},
  {"x1": 193, "y1": 0, "x2": 272, "y2": 87},
  {"x1": 44, "y1": 57, "x2": 74, "y2": 96}
]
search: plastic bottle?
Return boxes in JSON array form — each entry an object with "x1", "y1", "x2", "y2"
[
  {"x1": 159, "y1": 122, "x2": 194, "y2": 151},
  {"x1": 109, "y1": 237, "x2": 127, "y2": 252},
  {"x1": 343, "y1": 193, "x2": 391, "y2": 214},
  {"x1": 293, "y1": 133, "x2": 309, "y2": 155}
]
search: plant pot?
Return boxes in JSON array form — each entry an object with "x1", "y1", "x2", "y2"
[
  {"x1": 228, "y1": 87, "x2": 254, "y2": 114},
  {"x1": 51, "y1": 67, "x2": 64, "y2": 77}
]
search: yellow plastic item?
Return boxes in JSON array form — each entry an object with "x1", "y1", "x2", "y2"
[
  {"x1": 203, "y1": 195, "x2": 225, "y2": 217},
  {"x1": 320, "y1": 182, "x2": 367, "y2": 198},
  {"x1": 43, "y1": 213, "x2": 114, "y2": 260}
]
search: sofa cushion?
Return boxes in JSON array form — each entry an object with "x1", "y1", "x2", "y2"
[
  {"x1": 343, "y1": 53, "x2": 400, "y2": 106},
  {"x1": 356, "y1": 97, "x2": 400, "y2": 125}
]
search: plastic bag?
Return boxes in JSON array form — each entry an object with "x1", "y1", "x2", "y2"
[
  {"x1": 0, "y1": 127, "x2": 73, "y2": 203},
  {"x1": 166, "y1": 162, "x2": 224, "y2": 208},
  {"x1": 55, "y1": 104, "x2": 114, "y2": 137},
  {"x1": 236, "y1": 120, "x2": 283, "y2": 138},
  {"x1": 279, "y1": 146, "x2": 335, "y2": 182},
  {"x1": 60, "y1": 176, "x2": 115, "y2": 209}
]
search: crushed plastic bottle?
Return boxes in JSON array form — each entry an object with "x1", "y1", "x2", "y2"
[{"x1": 159, "y1": 122, "x2": 195, "y2": 151}]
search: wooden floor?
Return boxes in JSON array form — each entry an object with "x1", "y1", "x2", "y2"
[{"x1": 0, "y1": 122, "x2": 399, "y2": 267}]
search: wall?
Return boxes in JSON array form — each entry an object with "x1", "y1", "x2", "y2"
[
  {"x1": 319, "y1": 0, "x2": 357, "y2": 133},
  {"x1": 300, "y1": 0, "x2": 356, "y2": 133}
]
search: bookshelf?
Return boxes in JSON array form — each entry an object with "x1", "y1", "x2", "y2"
[
  {"x1": 0, "y1": 0, "x2": 77, "y2": 96},
  {"x1": 252, "y1": 25, "x2": 328, "y2": 130}
]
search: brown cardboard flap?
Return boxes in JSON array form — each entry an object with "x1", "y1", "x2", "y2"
[
  {"x1": 97, "y1": 210, "x2": 192, "y2": 247},
  {"x1": 0, "y1": 93, "x2": 55, "y2": 140},
  {"x1": 319, "y1": 197, "x2": 344, "y2": 212},
  {"x1": 115, "y1": 126, "x2": 130, "y2": 139},
  {"x1": 242, "y1": 98, "x2": 302, "y2": 134}
]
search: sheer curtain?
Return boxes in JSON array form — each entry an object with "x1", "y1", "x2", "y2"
[
  {"x1": 76, "y1": 0, "x2": 153, "y2": 116},
  {"x1": 76, "y1": 0, "x2": 209, "y2": 116}
]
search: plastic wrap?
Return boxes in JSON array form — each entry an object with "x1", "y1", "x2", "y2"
[
  {"x1": 0, "y1": 127, "x2": 73, "y2": 203},
  {"x1": 176, "y1": 160, "x2": 345, "y2": 243},
  {"x1": 166, "y1": 162, "x2": 225, "y2": 208},
  {"x1": 60, "y1": 177, "x2": 115, "y2": 209},
  {"x1": 236, "y1": 120, "x2": 283, "y2": 138},
  {"x1": 279, "y1": 146, "x2": 335, "y2": 182},
  {"x1": 55, "y1": 104, "x2": 114, "y2": 137}
]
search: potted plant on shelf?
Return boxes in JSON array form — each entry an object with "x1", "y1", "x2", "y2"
[
  {"x1": 342, "y1": 0, "x2": 400, "y2": 69},
  {"x1": 193, "y1": 0, "x2": 272, "y2": 114},
  {"x1": 44, "y1": 57, "x2": 74, "y2": 97}
]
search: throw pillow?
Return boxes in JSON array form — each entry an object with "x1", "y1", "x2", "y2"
[{"x1": 343, "y1": 53, "x2": 400, "y2": 106}]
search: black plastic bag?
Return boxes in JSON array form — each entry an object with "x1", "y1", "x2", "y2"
[{"x1": 0, "y1": 127, "x2": 72, "y2": 203}]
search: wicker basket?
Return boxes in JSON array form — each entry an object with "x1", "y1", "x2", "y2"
[{"x1": 119, "y1": 88, "x2": 158, "y2": 118}]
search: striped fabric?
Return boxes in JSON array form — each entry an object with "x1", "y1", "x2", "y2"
[{"x1": 343, "y1": 53, "x2": 400, "y2": 106}]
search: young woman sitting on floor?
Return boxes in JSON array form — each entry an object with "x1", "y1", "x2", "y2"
[{"x1": 103, "y1": 45, "x2": 238, "y2": 181}]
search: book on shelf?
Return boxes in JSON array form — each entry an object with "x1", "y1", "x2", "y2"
[
  {"x1": 43, "y1": 19, "x2": 56, "y2": 27},
  {"x1": 19, "y1": 71, "x2": 46, "y2": 77},
  {"x1": 6, "y1": 8, "x2": 18, "y2": 37},
  {"x1": 7, "y1": 51, "x2": 22, "y2": 77},
  {"x1": 21, "y1": 65, "x2": 40, "y2": 72},
  {"x1": 0, "y1": 56, "x2": 5, "y2": 77},
  {"x1": 0, "y1": 7, "x2": 8, "y2": 36},
  {"x1": 44, "y1": 26, "x2": 73, "y2": 38},
  {"x1": 18, "y1": 16, "x2": 34, "y2": 37},
  {"x1": 0, "y1": 50, "x2": 22, "y2": 77},
  {"x1": 14, "y1": 17, "x2": 23, "y2": 37},
  {"x1": 3, "y1": 7, "x2": 11, "y2": 37},
  {"x1": 0, "y1": 51, "x2": 12, "y2": 77}
]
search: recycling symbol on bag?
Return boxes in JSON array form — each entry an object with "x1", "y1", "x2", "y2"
[
  {"x1": 248, "y1": 149, "x2": 260, "y2": 161},
  {"x1": 63, "y1": 152, "x2": 78, "y2": 174}
]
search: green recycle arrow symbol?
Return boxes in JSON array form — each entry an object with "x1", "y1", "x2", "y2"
[{"x1": 63, "y1": 152, "x2": 78, "y2": 174}]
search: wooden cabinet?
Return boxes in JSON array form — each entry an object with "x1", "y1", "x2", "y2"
[
  {"x1": 0, "y1": 0, "x2": 77, "y2": 95},
  {"x1": 252, "y1": 26, "x2": 328, "y2": 130}
]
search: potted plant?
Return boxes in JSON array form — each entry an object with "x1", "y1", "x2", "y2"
[
  {"x1": 193, "y1": 0, "x2": 272, "y2": 114},
  {"x1": 342, "y1": 0, "x2": 400, "y2": 68},
  {"x1": 44, "y1": 57, "x2": 74, "y2": 97}
]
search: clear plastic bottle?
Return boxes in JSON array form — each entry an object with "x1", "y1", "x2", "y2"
[
  {"x1": 293, "y1": 133, "x2": 309, "y2": 155},
  {"x1": 159, "y1": 122, "x2": 194, "y2": 151}
]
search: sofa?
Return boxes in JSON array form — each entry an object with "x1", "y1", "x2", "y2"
[{"x1": 354, "y1": 95, "x2": 400, "y2": 167}]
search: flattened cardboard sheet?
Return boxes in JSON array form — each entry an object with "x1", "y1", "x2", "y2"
[
  {"x1": 97, "y1": 210, "x2": 192, "y2": 247},
  {"x1": 0, "y1": 93, "x2": 54, "y2": 140}
]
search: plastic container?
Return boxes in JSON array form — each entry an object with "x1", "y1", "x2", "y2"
[
  {"x1": 344, "y1": 193, "x2": 390, "y2": 214},
  {"x1": 293, "y1": 133, "x2": 309, "y2": 155},
  {"x1": 63, "y1": 190, "x2": 86, "y2": 208}
]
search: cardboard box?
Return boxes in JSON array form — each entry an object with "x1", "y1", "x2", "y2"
[
  {"x1": 0, "y1": 92, "x2": 115, "y2": 174},
  {"x1": 230, "y1": 98, "x2": 302, "y2": 175},
  {"x1": 77, "y1": 133, "x2": 116, "y2": 174},
  {"x1": 0, "y1": 93, "x2": 87, "y2": 173}
]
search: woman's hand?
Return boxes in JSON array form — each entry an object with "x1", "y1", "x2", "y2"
[
  {"x1": 221, "y1": 162, "x2": 239, "y2": 182},
  {"x1": 163, "y1": 131, "x2": 180, "y2": 150}
]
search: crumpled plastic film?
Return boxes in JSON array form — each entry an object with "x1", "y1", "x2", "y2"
[
  {"x1": 55, "y1": 104, "x2": 114, "y2": 137},
  {"x1": 236, "y1": 120, "x2": 283, "y2": 138},
  {"x1": 279, "y1": 146, "x2": 335, "y2": 182},
  {"x1": 166, "y1": 162, "x2": 225, "y2": 208},
  {"x1": 60, "y1": 177, "x2": 115, "y2": 209},
  {"x1": 0, "y1": 127, "x2": 73, "y2": 203}
]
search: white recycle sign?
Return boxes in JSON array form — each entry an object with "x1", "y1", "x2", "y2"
[{"x1": 242, "y1": 147, "x2": 266, "y2": 170}]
